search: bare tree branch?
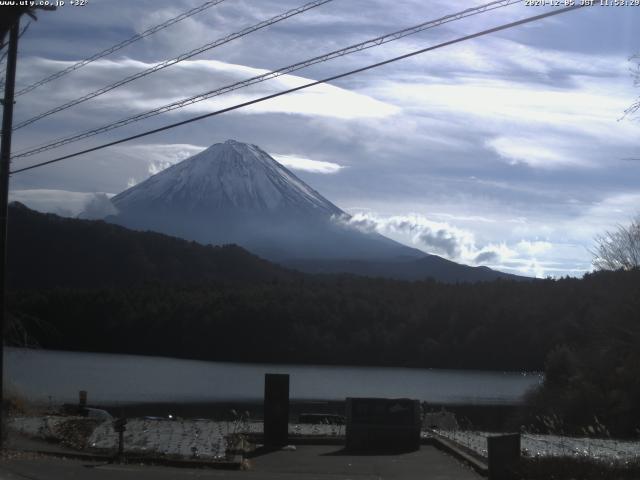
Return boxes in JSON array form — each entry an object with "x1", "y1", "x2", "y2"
[
  {"x1": 591, "y1": 215, "x2": 640, "y2": 270},
  {"x1": 624, "y1": 54, "x2": 640, "y2": 118}
]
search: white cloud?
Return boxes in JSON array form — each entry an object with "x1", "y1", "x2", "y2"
[
  {"x1": 111, "y1": 143, "x2": 206, "y2": 178},
  {"x1": 80, "y1": 193, "x2": 118, "y2": 219},
  {"x1": 271, "y1": 154, "x2": 345, "y2": 174},
  {"x1": 557, "y1": 192, "x2": 640, "y2": 248},
  {"x1": 9, "y1": 189, "x2": 114, "y2": 218},
  {"x1": 19, "y1": 56, "x2": 400, "y2": 124},
  {"x1": 368, "y1": 52, "x2": 640, "y2": 170},
  {"x1": 585, "y1": 192, "x2": 640, "y2": 222},
  {"x1": 115, "y1": 143, "x2": 346, "y2": 178},
  {"x1": 336, "y1": 212, "x2": 561, "y2": 278},
  {"x1": 168, "y1": 59, "x2": 400, "y2": 120},
  {"x1": 486, "y1": 136, "x2": 585, "y2": 169},
  {"x1": 516, "y1": 240, "x2": 553, "y2": 256}
]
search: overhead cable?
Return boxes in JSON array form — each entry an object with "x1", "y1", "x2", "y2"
[
  {"x1": 13, "y1": 0, "x2": 229, "y2": 97},
  {"x1": 12, "y1": 0, "x2": 333, "y2": 130},
  {"x1": 11, "y1": 4, "x2": 590, "y2": 175},
  {"x1": 13, "y1": 0, "x2": 521, "y2": 159}
]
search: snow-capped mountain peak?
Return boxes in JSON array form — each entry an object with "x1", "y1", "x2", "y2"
[
  {"x1": 112, "y1": 140, "x2": 342, "y2": 217},
  {"x1": 109, "y1": 139, "x2": 424, "y2": 261}
]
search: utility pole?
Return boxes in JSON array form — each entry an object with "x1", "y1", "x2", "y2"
[
  {"x1": 0, "y1": 17, "x2": 19, "y2": 448},
  {"x1": 0, "y1": 5, "x2": 55, "y2": 448}
]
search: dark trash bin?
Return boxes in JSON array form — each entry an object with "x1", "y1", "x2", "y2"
[
  {"x1": 488, "y1": 433, "x2": 521, "y2": 480},
  {"x1": 345, "y1": 397, "x2": 421, "y2": 452}
]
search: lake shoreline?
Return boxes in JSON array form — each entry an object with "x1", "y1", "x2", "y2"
[
  {"x1": 6, "y1": 346, "x2": 545, "y2": 375},
  {"x1": 6, "y1": 347, "x2": 542, "y2": 410},
  {"x1": 75, "y1": 400, "x2": 530, "y2": 432}
]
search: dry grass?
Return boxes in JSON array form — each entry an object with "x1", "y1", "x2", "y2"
[{"x1": 53, "y1": 418, "x2": 102, "y2": 450}]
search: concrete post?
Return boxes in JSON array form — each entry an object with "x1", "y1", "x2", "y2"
[
  {"x1": 487, "y1": 433, "x2": 521, "y2": 480},
  {"x1": 112, "y1": 418, "x2": 127, "y2": 461},
  {"x1": 264, "y1": 373, "x2": 289, "y2": 448}
]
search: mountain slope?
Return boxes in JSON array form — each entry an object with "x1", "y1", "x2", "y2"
[
  {"x1": 110, "y1": 140, "x2": 425, "y2": 262},
  {"x1": 113, "y1": 140, "x2": 342, "y2": 217},
  {"x1": 7, "y1": 202, "x2": 295, "y2": 290},
  {"x1": 285, "y1": 256, "x2": 524, "y2": 283},
  {"x1": 108, "y1": 139, "x2": 524, "y2": 282}
]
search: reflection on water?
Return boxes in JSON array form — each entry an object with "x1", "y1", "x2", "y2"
[{"x1": 5, "y1": 347, "x2": 542, "y2": 406}]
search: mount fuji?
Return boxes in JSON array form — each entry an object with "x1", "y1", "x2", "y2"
[
  {"x1": 110, "y1": 140, "x2": 423, "y2": 262},
  {"x1": 109, "y1": 140, "x2": 521, "y2": 282}
]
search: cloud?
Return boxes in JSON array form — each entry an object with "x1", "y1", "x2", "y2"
[
  {"x1": 17, "y1": 56, "x2": 399, "y2": 128},
  {"x1": 118, "y1": 143, "x2": 346, "y2": 179},
  {"x1": 338, "y1": 213, "x2": 482, "y2": 262},
  {"x1": 80, "y1": 193, "x2": 118, "y2": 220},
  {"x1": 417, "y1": 228, "x2": 460, "y2": 258},
  {"x1": 85, "y1": 143, "x2": 210, "y2": 189},
  {"x1": 10, "y1": 0, "x2": 640, "y2": 280},
  {"x1": 408, "y1": 227, "x2": 460, "y2": 258},
  {"x1": 517, "y1": 240, "x2": 553, "y2": 256},
  {"x1": 383, "y1": 216, "x2": 476, "y2": 260},
  {"x1": 118, "y1": 143, "x2": 206, "y2": 176},
  {"x1": 8, "y1": 189, "x2": 114, "y2": 218},
  {"x1": 340, "y1": 214, "x2": 378, "y2": 233},
  {"x1": 368, "y1": 51, "x2": 640, "y2": 170},
  {"x1": 584, "y1": 192, "x2": 640, "y2": 224},
  {"x1": 271, "y1": 154, "x2": 345, "y2": 174},
  {"x1": 163, "y1": 58, "x2": 401, "y2": 120},
  {"x1": 486, "y1": 136, "x2": 585, "y2": 169},
  {"x1": 336, "y1": 212, "x2": 562, "y2": 278},
  {"x1": 474, "y1": 251, "x2": 499, "y2": 264}
]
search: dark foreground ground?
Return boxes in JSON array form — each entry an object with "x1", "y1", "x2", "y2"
[{"x1": 0, "y1": 445, "x2": 481, "y2": 480}]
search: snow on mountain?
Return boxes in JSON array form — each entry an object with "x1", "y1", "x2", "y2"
[
  {"x1": 109, "y1": 139, "x2": 425, "y2": 262},
  {"x1": 113, "y1": 140, "x2": 341, "y2": 218}
]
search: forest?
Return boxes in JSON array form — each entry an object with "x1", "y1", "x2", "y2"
[{"x1": 6, "y1": 203, "x2": 640, "y2": 436}]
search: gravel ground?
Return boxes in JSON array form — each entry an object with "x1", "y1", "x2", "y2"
[
  {"x1": 9, "y1": 416, "x2": 345, "y2": 461},
  {"x1": 434, "y1": 429, "x2": 640, "y2": 461}
]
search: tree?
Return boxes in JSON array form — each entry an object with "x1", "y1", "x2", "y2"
[{"x1": 592, "y1": 215, "x2": 640, "y2": 271}]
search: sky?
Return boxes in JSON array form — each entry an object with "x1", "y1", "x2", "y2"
[{"x1": 5, "y1": 0, "x2": 640, "y2": 277}]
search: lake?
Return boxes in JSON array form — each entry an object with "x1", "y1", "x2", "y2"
[{"x1": 5, "y1": 347, "x2": 542, "y2": 406}]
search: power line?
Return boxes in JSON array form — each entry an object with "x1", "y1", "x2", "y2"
[
  {"x1": 11, "y1": 4, "x2": 590, "y2": 175},
  {"x1": 11, "y1": 0, "x2": 228, "y2": 97},
  {"x1": 13, "y1": 0, "x2": 522, "y2": 160},
  {"x1": 12, "y1": 0, "x2": 333, "y2": 131}
]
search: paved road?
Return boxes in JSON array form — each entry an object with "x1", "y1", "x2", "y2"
[{"x1": 0, "y1": 446, "x2": 482, "y2": 480}]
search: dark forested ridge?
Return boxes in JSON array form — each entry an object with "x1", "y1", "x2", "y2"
[
  {"x1": 284, "y1": 256, "x2": 524, "y2": 282},
  {"x1": 6, "y1": 202, "x2": 517, "y2": 287},
  {"x1": 7, "y1": 202, "x2": 296, "y2": 289},
  {"x1": 6, "y1": 203, "x2": 640, "y2": 435},
  {"x1": 5, "y1": 203, "x2": 638, "y2": 370},
  {"x1": 10, "y1": 270, "x2": 640, "y2": 436},
  {"x1": 8, "y1": 267, "x2": 639, "y2": 371}
]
